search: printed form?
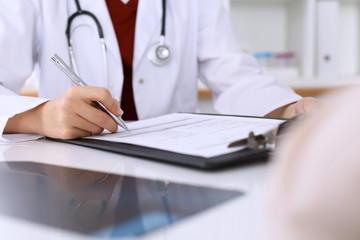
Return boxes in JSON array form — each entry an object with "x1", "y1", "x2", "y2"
[{"x1": 87, "y1": 113, "x2": 285, "y2": 158}]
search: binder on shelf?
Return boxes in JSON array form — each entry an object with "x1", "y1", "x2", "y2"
[
  {"x1": 317, "y1": 0, "x2": 339, "y2": 78},
  {"x1": 49, "y1": 113, "x2": 289, "y2": 170}
]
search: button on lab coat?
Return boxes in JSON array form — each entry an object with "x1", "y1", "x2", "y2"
[{"x1": 0, "y1": 0, "x2": 300, "y2": 140}]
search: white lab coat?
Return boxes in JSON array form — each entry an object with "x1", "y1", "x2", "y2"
[{"x1": 0, "y1": 0, "x2": 300, "y2": 140}]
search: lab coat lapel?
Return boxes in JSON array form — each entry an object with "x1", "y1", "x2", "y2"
[{"x1": 133, "y1": 0, "x2": 162, "y2": 71}]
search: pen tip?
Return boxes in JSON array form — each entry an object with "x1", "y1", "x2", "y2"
[{"x1": 122, "y1": 126, "x2": 131, "y2": 132}]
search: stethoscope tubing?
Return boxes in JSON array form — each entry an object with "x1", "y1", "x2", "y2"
[{"x1": 66, "y1": 0, "x2": 171, "y2": 89}]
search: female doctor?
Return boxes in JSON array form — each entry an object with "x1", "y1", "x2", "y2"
[{"x1": 0, "y1": 0, "x2": 319, "y2": 140}]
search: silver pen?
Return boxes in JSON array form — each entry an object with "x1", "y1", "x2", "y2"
[{"x1": 50, "y1": 53, "x2": 131, "y2": 132}]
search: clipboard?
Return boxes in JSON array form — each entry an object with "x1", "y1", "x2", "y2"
[
  {"x1": 50, "y1": 137, "x2": 270, "y2": 169},
  {"x1": 49, "y1": 114, "x2": 288, "y2": 170}
]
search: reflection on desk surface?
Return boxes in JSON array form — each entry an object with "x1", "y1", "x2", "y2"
[{"x1": 0, "y1": 162, "x2": 243, "y2": 238}]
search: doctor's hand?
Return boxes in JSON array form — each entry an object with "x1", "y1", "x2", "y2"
[
  {"x1": 4, "y1": 86, "x2": 123, "y2": 139},
  {"x1": 265, "y1": 97, "x2": 322, "y2": 119}
]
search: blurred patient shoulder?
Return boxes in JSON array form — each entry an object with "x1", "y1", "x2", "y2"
[{"x1": 267, "y1": 86, "x2": 360, "y2": 240}]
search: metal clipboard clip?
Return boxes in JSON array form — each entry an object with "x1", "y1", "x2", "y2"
[
  {"x1": 228, "y1": 116, "x2": 300, "y2": 151},
  {"x1": 228, "y1": 127, "x2": 279, "y2": 150}
]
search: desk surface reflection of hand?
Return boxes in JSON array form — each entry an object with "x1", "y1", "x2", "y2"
[
  {"x1": 0, "y1": 162, "x2": 242, "y2": 238},
  {"x1": 40, "y1": 163, "x2": 121, "y2": 201}
]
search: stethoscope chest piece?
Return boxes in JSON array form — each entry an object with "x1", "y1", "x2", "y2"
[{"x1": 148, "y1": 42, "x2": 171, "y2": 66}]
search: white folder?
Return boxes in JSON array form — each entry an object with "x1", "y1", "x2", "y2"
[{"x1": 317, "y1": 0, "x2": 339, "y2": 78}]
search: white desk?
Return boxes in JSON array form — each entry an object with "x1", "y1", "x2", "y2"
[{"x1": 0, "y1": 139, "x2": 271, "y2": 240}]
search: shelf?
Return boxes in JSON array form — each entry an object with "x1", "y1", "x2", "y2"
[
  {"x1": 277, "y1": 76, "x2": 360, "y2": 89},
  {"x1": 198, "y1": 75, "x2": 360, "y2": 99},
  {"x1": 230, "y1": 0, "x2": 360, "y2": 81},
  {"x1": 199, "y1": 87, "x2": 333, "y2": 99}
]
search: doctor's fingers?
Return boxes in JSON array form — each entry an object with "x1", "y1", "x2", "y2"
[
  {"x1": 58, "y1": 127, "x2": 93, "y2": 140},
  {"x1": 68, "y1": 86, "x2": 123, "y2": 116},
  {"x1": 71, "y1": 114, "x2": 105, "y2": 135},
  {"x1": 75, "y1": 103, "x2": 119, "y2": 133},
  {"x1": 44, "y1": 113, "x2": 100, "y2": 139},
  {"x1": 295, "y1": 97, "x2": 322, "y2": 115}
]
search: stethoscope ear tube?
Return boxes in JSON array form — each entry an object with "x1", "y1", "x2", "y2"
[{"x1": 66, "y1": 0, "x2": 109, "y2": 88}]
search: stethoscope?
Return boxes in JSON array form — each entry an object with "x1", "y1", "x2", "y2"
[{"x1": 66, "y1": 0, "x2": 171, "y2": 89}]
